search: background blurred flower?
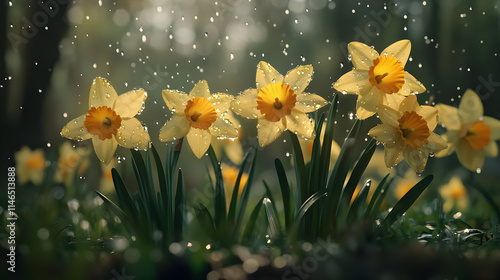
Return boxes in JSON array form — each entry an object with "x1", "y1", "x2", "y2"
[
  {"x1": 435, "y1": 89, "x2": 500, "y2": 172},
  {"x1": 393, "y1": 170, "x2": 421, "y2": 201},
  {"x1": 439, "y1": 176, "x2": 468, "y2": 212},
  {"x1": 299, "y1": 121, "x2": 340, "y2": 166},
  {"x1": 14, "y1": 146, "x2": 47, "y2": 185},
  {"x1": 334, "y1": 40, "x2": 426, "y2": 119},
  {"x1": 159, "y1": 80, "x2": 238, "y2": 158},
  {"x1": 231, "y1": 61, "x2": 328, "y2": 147},
  {"x1": 369, "y1": 95, "x2": 447, "y2": 173},
  {"x1": 54, "y1": 142, "x2": 90, "y2": 186},
  {"x1": 221, "y1": 163, "x2": 248, "y2": 207},
  {"x1": 61, "y1": 77, "x2": 150, "y2": 164}
]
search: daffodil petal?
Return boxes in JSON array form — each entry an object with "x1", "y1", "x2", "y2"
[
  {"x1": 115, "y1": 118, "x2": 150, "y2": 150},
  {"x1": 435, "y1": 104, "x2": 461, "y2": 131},
  {"x1": 257, "y1": 118, "x2": 285, "y2": 147},
  {"x1": 92, "y1": 136, "x2": 118, "y2": 165},
  {"x1": 231, "y1": 88, "x2": 259, "y2": 119},
  {"x1": 162, "y1": 89, "x2": 189, "y2": 114},
  {"x1": 399, "y1": 72, "x2": 426, "y2": 95},
  {"x1": 209, "y1": 118, "x2": 238, "y2": 139},
  {"x1": 113, "y1": 89, "x2": 147, "y2": 118},
  {"x1": 382, "y1": 93, "x2": 405, "y2": 111},
  {"x1": 333, "y1": 70, "x2": 372, "y2": 95},
  {"x1": 347, "y1": 42, "x2": 379, "y2": 71},
  {"x1": 377, "y1": 106, "x2": 400, "y2": 128},
  {"x1": 189, "y1": 80, "x2": 211, "y2": 98},
  {"x1": 398, "y1": 95, "x2": 419, "y2": 115},
  {"x1": 186, "y1": 128, "x2": 211, "y2": 158},
  {"x1": 425, "y1": 133, "x2": 447, "y2": 152},
  {"x1": 483, "y1": 116, "x2": 500, "y2": 140},
  {"x1": 418, "y1": 105, "x2": 438, "y2": 131},
  {"x1": 356, "y1": 104, "x2": 376, "y2": 120},
  {"x1": 284, "y1": 65, "x2": 313, "y2": 94},
  {"x1": 256, "y1": 61, "x2": 284, "y2": 90},
  {"x1": 89, "y1": 77, "x2": 118, "y2": 109},
  {"x1": 434, "y1": 131, "x2": 457, "y2": 157},
  {"x1": 356, "y1": 87, "x2": 383, "y2": 114},
  {"x1": 61, "y1": 115, "x2": 92, "y2": 141},
  {"x1": 458, "y1": 89, "x2": 483, "y2": 123},
  {"x1": 381, "y1": 39, "x2": 411, "y2": 67},
  {"x1": 225, "y1": 141, "x2": 244, "y2": 165},
  {"x1": 385, "y1": 146, "x2": 404, "y2": 168},
  {"x1": 285, "y1": 111, "x2": 315, "y2": 140},
  {"x1": 209, "y1": 93, "x2": 234, "y2": 114},
  {"x1": 484, "y1": 140, "x2": 498, "y2": 157},
  {"x1": 456, "y1": 138, "x2": 484, "y2": 171},
  {"x1": 294, "y1": 93, "x2": 328, "y2": 113},
  {"x1": 159, "y1": 115, "x2": 190, "y2": 142},
  {"x1": 369, "y1": 123, "x2": 400, "y2": 144},
  {"x1": 403, "y1": 147, "x2": 428, "y2": 173}
]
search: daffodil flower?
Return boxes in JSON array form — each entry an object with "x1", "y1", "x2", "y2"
[
  {"x1": 61, "y1": 77, "x2": 150, "y2": 164},
  {"x1": 159, "y1": 80, "x2": 238, "y2": 158},
  {"x1": 211, "y1": 111, "x2": 244, "y2": 165},
  {"x1": 14, "y1": 146, "x2": 47, "y2": 185},
  {"x1": 54, "y1": 141, "x2": 90, "y2": 186},
  {"x1": 231, "y1": 61, "x2": 328, "y2": 147},
  {"x1": 439, "y1": 176, "x2": 468, "y2": 212},
  {"x1": 369, "y1": 95, "x2": 447, "y2": 173},
  {"x1": 334, "y1": 40, "x2": 426, "y2": 119},
  {"x1": 435, "y1": 89, "x2": 500, "y2": 171}
]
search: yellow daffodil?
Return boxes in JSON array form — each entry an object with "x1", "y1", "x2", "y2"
[
  {"x1": 299, "y1": 121, "x2": 340, "y2": 165},
  {"x1": 159, "y1": 80, "x2": 238, "y2": 158},
  {"x1": 61, "y1": 77, "x2": 150, "y2": 164},
  {"x1": 439, "y1": 176, "x2": 468, "y2": 212},
  {"x1": 54, "y1": 141, "x2": 90, "y2": 186},
  {"x1": 211, "y1": 111, "x2": 244, "y2": 165},
  {"x1": 231, "y1": 61, "x2": 328, "y2": 147},
  {"x1": 222, "y1": 163, "x2": 248, "y2": 202},
  {"x1": 435, "y1": 89, "x2": 500, "y2": 172},
  {"x1": 14, "y1": 146, "x2": 47, "y2": 185},
  {"x1": 369, "y1": 95, "x2": 447, "y2": 173},
  {"x1": 334, "y1": 40, "x2": 426, "y2": 119}
]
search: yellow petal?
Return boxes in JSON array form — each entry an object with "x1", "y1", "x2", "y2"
[
  {"x1": 382, "y1": 93, "x2": 405, "y2": 111},
  {"x1": 225, "y1": 141, "x2": 244, "y2": 165},
  {"x1": 113, "y1": 89, "x2": 147, "y2": 118},
  {"x1": 384, "y1": 145, "x2": 404, "y2": 168},
  {"x1": 209, "y1": 118, "x2": 238, "y2": 139},
  {"x1": 398, "y1": 95, "x2": 419, "y2": 115},
  {"x1": 381, "y1": 40, "x2": 411, "y2": 67},
  {"x1": 89, "y1": 77, "x2": 118, "y2": 109},
  {"x1": 231, "y1": 88, "x2": 259, "y2": 119},
  {"x1": 257, "y1": 117, "x2": 285, "y2": 147},
  {"x1": 159, "y1": 115, "x2": 190, "y2": 142},
  {"x1": 186, "y1": 128, "x2": 211, "y2": 158},
  {"x1": 369, "y1": 124, "x2": 400, "y2": 144},
  {"x1": 377, "y1": 106, "x2": 400, "y2": 128},
  {"x1": 347, "y1": 41, "x2": 379, "y2": 71},
  {"x1": 434, "y1": 132, "x2": 457, "y2": 157},
  {"x1": 356, "y1": 87, "x2": 383, "y2": 115},
  {"x1": 435, "y1": 104, "x2": 461, "y2": 131},
  {"x1": 403, "y1": 147, "x2": 428, "y2": 173},
  {"x1": 92, "y1": 136, "x2": 118, "y2": 165},
  {"x1": 458, "y1": 89, "x2": 483, "y2": 124},
  {"x1": 256, "y1": 61, "x2": 284, "y2": 90},
  {"x1": 61, "y1": 115, "x2": 92, "y2": 141},
  {"x1": 456, "y1": 138, "x2": 484, "y2": 171},
  {"x1": 209, "y1": 93, "x2": 234, "y2": 114},
  {"x1": 418, "y1": 105, "x2": 438, "y2": 131},
  {"x1": 333, "y1": 70, "x2": 372, "y2": 95},
  {"x1": 294, "y1": 93, "x2": 328, "y2": 113},
  {"x1": 483, "y1": 116, "x2": 500, "y2": 140},
  {"x1": 189, "y1": 80, "x2": 211, "y2": 98},
  {"x1": 356, "y1": 104, "x2": 376, "y2": 120},
  {"x1": 285, "y1": 110, "x2": 315, "y2": 140},
  {"x1": 162, "y1": 89, "x2": 189, "y2": 115},
  {"x1": 115, "y1": 118, "x2": 150, "y2": 150},
  {"x1": 284, "y1": 65, "x2": 313, "y2": 94},
  {"x1": 425, "y1": 133, "x2": 447, "y2": 152},
  {"x1": 484, "y1": 140, "x2": 498, "y2": 157},
  {"x1": 399, "y1": 72, "x2": 426, "y2": 95}
]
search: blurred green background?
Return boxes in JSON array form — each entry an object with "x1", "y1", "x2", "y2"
[{"x1": 2, "y1": 0, "x2": 500, "y2": 194}]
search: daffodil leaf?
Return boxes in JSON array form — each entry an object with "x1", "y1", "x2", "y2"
[
  {"x1": 111, "y1": 168, "x2": 138, "y2": 220},
  {"x1": 95, "y1": 190, "x2": 136, "y2": 238},
  {"x1": 365, "y1": 173, "x2": 391, "y2": 219},
  {"x1": 235, "y1": 147, "x2": 258, "y2": 236},
  {"x1": 151, "y1": 144, "x2": 173, "y2": 241},
  {"x1": 320, "y1": 94, "x2": 338, "y2": 187},
  {"x1": 275, "y1": 158, "x2": 292, "y2": 233},
  {"x1": 130, "y1": 149, "x2": 156, "y2": 226},
  {"x1": 194, "y1": 203, "x2": 217, "y2": 242},
  {"x1": 347, "y1": 180, "x2": 371, "y2": 223},
  {"x1": 242, "y1": 196, "x2": 265, "y2": 244},
  {"x1": 290, "y1": 191, "x2": 327, "y2": 242},
  {"x1": 228, "y1": 150, "x2": 252, "y2": 228},
  {"x1": 383, "y1": 175, "x2": 434, "y2": 228},
  {"x1": 174, "y1": 169, "x2": 185, "y2": 241},
  {"x1": 207, "y1": 145, "x2": 226, "y2": 232},
  {"x1": 263, "y1": 197, "x2": 283, "y2": 242},
  {"x1": 287, "y1": 130, "x2": 307, "y2": 208}
]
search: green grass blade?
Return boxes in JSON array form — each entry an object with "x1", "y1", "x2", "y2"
[
  {"x1": 263, "y1": 198, "x2": 283, "y2": 241},
  {"x1": 365, "y1": 173, "x2": 390, "y2": 218},
  {"x1": 227, "y1": 151, "x2": 252, "y2": 228},
  {"x1": 111, "y1": 168, "x2": 138, "y2": 219},
  {"x1": 150, "y1": 145, "x2": 173, "y2": 239},
  {"x1": 194, "y1": 203, "x2": 217, "y2": 242},
  {"x1": 275, "y1": 158, "x2": 292, "y2": 233},
  {"x1": 95, "y1": 191, "x2": 135, "y2": 237},
  {"x1": 290, "y1": 191, "x2": 327, "y2": 241},
  {"x1": 383, "y1": 175, "x2": 434, "y2": 228},
  {"x1": 347, "y1": 180, "x2": 371, "y2": 222},
  {"x1": 207, "y1": 145, "x2": 227, "y2": 231},
  {"x1": 130, "y1": 149, "x2": 157, "y2": 225},
  {"x1": 174, "y1": 169, "x2": 185, "y2": 241}
]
